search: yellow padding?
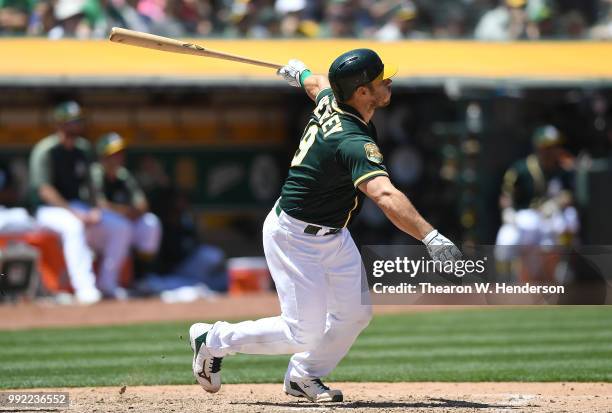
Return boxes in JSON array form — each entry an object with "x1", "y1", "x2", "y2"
[{"x1": 1, "y1": 39, "x2": 611, "y2": 79}]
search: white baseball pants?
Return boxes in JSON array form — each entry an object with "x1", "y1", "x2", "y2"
[
  {"x1": 36, "y1": 203, "x2": 162, "y2": 296},
  {"x1": 36, "y1": 204, "x2": 98, "y2": 297},
  {"x1": 495, "y1": 207, "x2": 580, "y2": 261},
  {"x1": 131, "y1": 212, "x2": 162, "y2": 255},
  {"x1": 86, "y1": 210, "x2": 162, "y2": 293},
  {"x1": 206, "y1": 206, "x2": 372, "y2": 380}
]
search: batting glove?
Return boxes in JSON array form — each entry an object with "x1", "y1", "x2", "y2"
[
  {"x1": 422, "y1": 230, "x2": 462, "y2": 263},
  {"x1": 277, "y1": 59, "x2": 310, "y2": 88}
]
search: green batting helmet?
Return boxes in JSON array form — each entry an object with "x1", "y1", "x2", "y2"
[
  {"x1": 328, "y1": 49, "x2": 397, "y2": 102},
  {"x1": 97, "y1": 132, "x2": 126, "y2": 157},
  {"x1": 532, "y1": 125, "x2": 563, "y2": 149},
  {"x1": 53, "y1": 101, "x2": 83, "y2": 124}
]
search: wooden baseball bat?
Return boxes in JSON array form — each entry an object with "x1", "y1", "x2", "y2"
[{"x1": 108, "y1": 27, "x2": 283, "y2": 70}]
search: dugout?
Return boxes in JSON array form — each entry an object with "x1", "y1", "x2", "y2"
[{"x1": 1, "y1": 40, "x2": 612, "y2": 256}]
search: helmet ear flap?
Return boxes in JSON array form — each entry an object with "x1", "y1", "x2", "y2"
[
  {"x1": 331, "y1": 83, "x2": 346, "y2": 101},
  {"x1": 330, "y1": 57, "x2": 356, "y2": 101}
]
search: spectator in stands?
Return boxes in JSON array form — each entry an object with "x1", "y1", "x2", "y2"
[
  {"x1": 91, "y1": 132, "x2": 162, "y2": 283},
  {"x1": 432, "y1": 6, "x2": 470, "y2": 38},
  {"x1": 27, "y1": 0, "x2": 56, "y2": 36},
  {"x1": 140, "y1": 0, "x2": 187, "y2": 37},
  {"x1": 591, "y1": 0, "x2": 612, "y2": 39},
  {"x1": 276, "y1": 0, "x2": 306, "y2": 37},
  {"x1": 222, "y1": 0, "x2": 262, "y2": 38},
  {"x1": 136, "y1": 0, "x2": 165, "y2": 24},
  {"x1": 0, "y1": 0, "x2": 606, "y2": 39},
  {"x1": 86, "y1": 0, "x2": 150, "y2": 39},
  {"x1": 0, "y1": 0, "x2": 34, "y2": 34},
  {"x1": 475, "y1": 0, "x2": 533, "y2": 40},
  {"x1": 375, "y1": 2, "x2": 426, "y2": 41},
  {"x1": 48, "y1": 0, "x2": 92, "y2": 39},
  {"x1": 526, "y1": 0, "x2": 557, "y2": 39},
  {"x1": 250, "y1": 6, "x2": 282, "y2": 38},
  {"x1": 29, "y1": 101, "x2": 132, "y2": 303},
  {"x1": 319, "y1": 0, "x2": 357, "y2": 37},
  {"x1": 172, "y1": 0, "x2": 214, "y2": 36},
  {"x1": 559, "y1": 9, "x2": 588, "y2": 39}
]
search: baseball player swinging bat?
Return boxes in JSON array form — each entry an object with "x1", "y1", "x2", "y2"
[
  {"x1": 108, "y1": 33, "x2": 464, "y2": 402},
  {"x1": 184, "y1": 49, "x2": 462, "y2": 403},
  {"x1": 108, "y1": 27, "x2": 283, "y2": 70}
]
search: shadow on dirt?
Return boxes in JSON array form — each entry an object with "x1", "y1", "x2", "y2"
[{"x1": 233, "y1": 397, "x2": 522, "y2": 410}]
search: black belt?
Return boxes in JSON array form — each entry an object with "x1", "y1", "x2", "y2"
[{"x1": 275, "y1": 204, "x2": 341, "y2": 236}]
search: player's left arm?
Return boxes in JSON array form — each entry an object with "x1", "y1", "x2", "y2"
[{"x1": 277, "y1": 59, "x2": 330, "y2": 102}]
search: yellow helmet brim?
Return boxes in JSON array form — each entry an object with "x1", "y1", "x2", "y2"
[
  {"x1": 106, "y1": 140, "x2": 125, "y2": 156},
  {"x1": 375, "y1": 63, "x2": 398, "y2": 81}
]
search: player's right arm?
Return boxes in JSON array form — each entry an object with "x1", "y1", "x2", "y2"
[
  {"x1": 359, "y1": 176, "x2": 462, "y2": 262},
  {"x1": 277, "y1": 59, "x2": 330, "y2": 102},
  {"x1": 336, "y1": 136, "x2": 461, "y2": 262},
  {"x1": 38, "y1": 181, "x2": 100, "y2": 223},
  {"x1": 359, "y1": 175, "x2": 433, "y2": 240},
  {"x1": 302, "y1": 74, "x2": 330, "y2": 102},
  {"x1": 38, "y1": 184, "x2": 69, "y2": 209}
]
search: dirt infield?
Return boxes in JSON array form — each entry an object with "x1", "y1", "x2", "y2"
[
  {"x1": 0, "y1": 292, "x2": 479, "y2": 330},
  {"x1": 0, "y1": 293, "x2": 281, "y2": 330},
  {"x1": 33, "y1": 382, "x2": 611, "y2": 413}
]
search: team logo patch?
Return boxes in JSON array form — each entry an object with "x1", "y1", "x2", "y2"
[{"x1": 364, "y1": 143, "x2": 383, "y2": 164}]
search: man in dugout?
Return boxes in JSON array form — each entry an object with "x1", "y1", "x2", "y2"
[
  {"x1": 495, "y1": 125, "x2": 579, "y2": 281},
  {"x1": 29, "y1": 101, "x2": 134, "y2": 303},
  {"x1": 91, "y1": 132, "x2": 162, "y2": 286}
]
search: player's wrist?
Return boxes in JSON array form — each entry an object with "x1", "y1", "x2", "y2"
[
  {"x1": 421, "y1": 229, "x2": 439, "y2": 245},
  {"x1": 299, "y1": 69, "x2": 312, "y2": 88}
]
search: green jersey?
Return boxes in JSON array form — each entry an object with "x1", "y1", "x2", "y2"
[
  {"x1": 29, "y1": 134, "x2": 93, "y2": 207},
  {"x1": 0, "y1": 0, "x2": 36, "y2": 12},
  {"x1": 279, "y1": 88, "x2": 389, "y2": 228},
  {"x1": 90, "y1": 163, "x2": 146, "y2": 207},
  {"x1": 502, "y1": 154, "x2": 574, "y2": 210}
]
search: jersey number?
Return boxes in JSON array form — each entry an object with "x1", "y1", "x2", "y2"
[{"x1": 291, "y1": 123, "x2": 318, "y2": 167}]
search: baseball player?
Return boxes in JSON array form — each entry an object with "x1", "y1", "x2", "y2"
[
  {"x1": 91, "y1": 132, "x2": 162, "y2": 289},
  {"x1": 495, "y1": 125, "x2": 579, "y2": 277},
  {"x1": 29, "y1": 102, "x2": 132, "y2": 303},
  {"x1": 189, "y1": 49, "x2": 461, "y2": 402}
]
